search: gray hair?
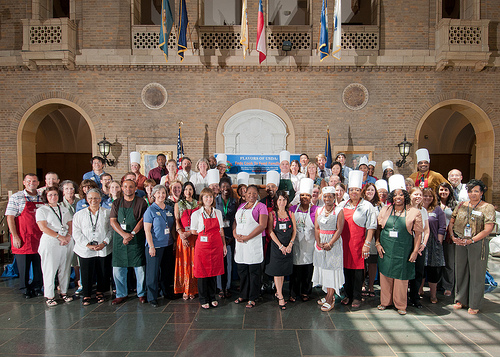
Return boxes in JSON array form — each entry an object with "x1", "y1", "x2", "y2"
[
  {"x1": 196, "y1": 158, "x2": 209, "y2": 171},
  {"x1": 151, "y1": 184, "x2": 167, "y2": 197},
  {"x1": 60, "y1": 180, "x2": 78, "y2": 191},
  {"x1": 87, "y1": 188, "x2": 102, "y2": 198}
]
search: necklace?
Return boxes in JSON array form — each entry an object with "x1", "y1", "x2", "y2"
[{"x1": 324, "y1": 205, "x2": 335, "y2": 216}]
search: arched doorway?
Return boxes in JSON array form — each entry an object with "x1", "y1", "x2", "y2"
[
  {"x1": 415, "y1": 99, "x2": 494, "y2": 201},
  {"x1": 17, "y1": 99, "x2": 96, "y2": 186}
]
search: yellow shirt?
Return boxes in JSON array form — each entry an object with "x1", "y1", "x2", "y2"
[{"x1": 409, "y1": 170, "x2": 448, "y2": 191}]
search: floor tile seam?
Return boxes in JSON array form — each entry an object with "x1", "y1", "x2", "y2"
[
  {"x1": 295, "y1": 329, "x2": 304, "y2": 357},
  {"x1": 171, "y1": 304, "x2": 200, "y2": 357},
  {"x1": 145, "y1": 312, "x2": 174, "y2": 352},
  {"x1": 422, "y1": 318, "x2": 488, "y2": 355},
  {"x1": 373, "y1": 327, "x2": 398, "y2": 357},
  {"x1": 66, "y1": 304, "x2": 100, "y2": 329},
  {"x1": 253, "y1": 329, "x2": 257, "y2": 357},
  {"x1": 79, "y1": 313, "x2": 126, "y2": 354},
  {"x1": 0, "y1": 328, "x2": 28, "y2": 348}
]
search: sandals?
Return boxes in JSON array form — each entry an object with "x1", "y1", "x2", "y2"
[
  {"x1": 341, "y1": 297, "x2": 350, "y2": 305},
  {"x1": 245, "y1": 300, "x2": 256, "y2": 309},
  {"x1": 211, "y1": 301, "x2": 219, "y2": 308},
  {"x1": 96, "y1": 293, "x2": 105, "y2": 304},
  {"x1": 182, "y1": 293, "x2": 189, "y2": 301},
  {"x1": 82, "y1": 297, "x2": 92, "y2": 306},
  {"x1": 377, "y1": 304, "x2": 387, "y2": 310},
  {"x1": 189, "y1": 295, "x2": 196, "y2": 300},
  {"x1": 278, "y1": 298, "x2": 287, "y2": 310},
  {"x1": 453, "y1": 302, "x2": 463, "y2": 310},
  {"x1": 430, "y1": 297, "x2": 438, "y2": 304},
  {"x1": 301, "y1": 294, "x2": 310, "y2": 302},
  {"x1": 351, "y1": 299, "x2": 361, "y2": 308},
  {"x1": 61, "y1": 294, "x2": 73, "y2": 303},
  {"x1": 444, "y1": 290, "x2": 452, "y2": 296},
  {"x1": 288, "y1": 296, "x2": 296, "y2": 303},
  {"x1": 321, "y1": 302, "x2": 334, "y2": 312},
  {"x1": 468, "y1": 308, "x2": 479, "y2": 315},
  {"x1": 218, "y1": 291, "x2": 226, "y2": 298},
  {"x1": 317, "y1": 297, "x2": 327, "y2": 306},
  {"x1": 234, "y1": 297, "x2": 245, "y2": 304},
  {"x1": 201, "y1": 303, "x2": 210, "y2": 309},
  {"x1": 46, "y1": 298, "x2": 58, "y2": 307},
  {"x1": 398, "y1": 309, "x2": 407, "y2": 315}
]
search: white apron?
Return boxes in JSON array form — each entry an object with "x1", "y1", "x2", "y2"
[
  {"x1": 293, "y1": 205, "x2": 315, "y2": 265},
  {"x1": 234, "y1": 201, "x2": 264, "y2": 264}
]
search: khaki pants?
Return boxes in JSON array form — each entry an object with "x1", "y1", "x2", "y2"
[{"x1": 379, "y1": 272, "x2": 408, "y2": 311}]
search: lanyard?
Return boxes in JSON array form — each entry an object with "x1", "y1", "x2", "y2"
[
  {"x1": 222, "y1": 197, "x2": 230, "y2": 216},
  {"x1": 390, "y1": 206, "x2": 406, "y2": 227},
  {"x1": 120, "y1": 197, "x2": 136, "y2": 224},
  {"x1": 467, "y1": 200, "x2": 482, "y2": 225},
  {"x1": 89, "y1": 209, "x2": 100, "y2": 232},
  {"x1": 49, "y1": 204, "x2": 63, "y2": 225},
  {"x1": 202, "y1": 207, "x2": 214, "y2": 219}
]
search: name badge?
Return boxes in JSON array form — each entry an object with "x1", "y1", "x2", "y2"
[
  {"x1": 279, "y1": 223, "x2": 287, "y2": 230},
  {"x1": 120, "y1": 223, "x2": 127, "y2": 230},
  {"x1": 389, "y1": 230, "x2": 398, "y2": 238},
  {"x1": 200, "y1": 236, "x2": 208, "y2": 242},
  {"x1": 285, "y1": 191, "x2": 290, "y2": 196},
  {"x1": 184, "y1": 226, "x2": 190, "y2": 231},
  {"x1": 464, "y1": 226, "x2": 472, "y2": 238},
  {"x1": 472, "y1": 210, "x2": 482, "y2": 217},
  {"x1": 320, "y1": 217, "x2": 328, "y2": 224},
  {"x1": 164, "y1": 228, "x2": 170, "y2": 235},
  {"x1": 223, "y1": 220, "x2": 230, "y2": 228},
  {"x1": 429, "y1": 213, "x2": 436, "y2": 217},
  {"x1": 91, "y1": 232, "x2": 99, "y2": 240},
  {"x1": 59, "y1": 227, "x2": 68, "y2": 236}
]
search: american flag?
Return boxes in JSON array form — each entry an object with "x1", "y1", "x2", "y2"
[{"x1": 177, "y1": 124, "x2": 184, "y2": 168}]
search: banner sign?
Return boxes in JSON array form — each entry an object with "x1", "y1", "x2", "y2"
[{"x1": 217, "y1": 154, "x2": 300, "y2": 174}]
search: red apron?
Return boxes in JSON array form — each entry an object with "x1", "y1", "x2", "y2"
[
  {"x1": 342, "y1": 207, "x2": 366, "y2": 270},
  {"x1": 12, "y1": 197, "x2": 43, "y2": 255},
  {"x1": 193, "y1": 212, "x2": 224, "y2": 278},
  {"x1": 181, "y1": 207, "x2": 199, "y2": 246}
]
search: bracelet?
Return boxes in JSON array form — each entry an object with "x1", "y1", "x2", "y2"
[
  {"x1": 375, "y1": 242, "x2": 381, "y2": 247},
  {"x1": 279, "y1": 244, "x2": 284, "y2": 249},
  {"x1": 290, "y1": 241, "x2": 294, "y2": 245},
  {"x1": 363, "y1": 243, "x2": 370, "y2": 248}
]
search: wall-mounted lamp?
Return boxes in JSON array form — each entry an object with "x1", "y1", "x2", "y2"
[
  {"x1": 282, "y1": 40, "x2": 292, "y2": 52},
  {"x1": 395, "y1": 135, "x2": 412, "y2": 167},
  {"x1": 98, "y1": 135, "x2": 116, "y2": 166}
]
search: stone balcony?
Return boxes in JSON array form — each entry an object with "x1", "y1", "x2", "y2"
[
  {"x1": 21, "y1": 17, "x2": 77, "y2": 70},
  {"x1": 435, "y1": 18, "x2": 491, "y2": 71}
]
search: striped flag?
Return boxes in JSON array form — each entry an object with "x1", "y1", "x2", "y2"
[
  {"x1": 177, "y1": 124, "x2": 184, "y2": 167},
  {"x1": 256, "y1": 0, "x2": 266, "y2": 64},
  {"x1": 240, "y1": 0, "x2": 249, "y2": 58},
  {"x1": 319, "y1": 0, "x2": 329, "y2": 61},
  {"x1": 332, "y1": 0, "x2": 341, "y2": 60},
  {"x1": 159, "y1": 0, "x2": 174, "y2": 62},
  {"x1": 177, "y1": 0, "x2": 189, "y2": 61}
]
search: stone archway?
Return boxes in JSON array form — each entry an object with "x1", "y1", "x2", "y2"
[
  {"x1": 415, "y1": 99, "x2": 494, "y2": 201},
  {"x1": 216, "y1": 98, "x2": 295, "y2": 154},
  {"x1": 17, "y1": 98, "x2": 97, "y2": 186}
]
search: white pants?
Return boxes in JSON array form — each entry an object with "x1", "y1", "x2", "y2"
[{"x1": 38, "y1": 236, "x2": 75, "y2": 298}]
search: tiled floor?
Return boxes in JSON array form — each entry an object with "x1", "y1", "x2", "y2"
[{"x1": 1, "y1": 257, "x2": 500, "y2": 357}]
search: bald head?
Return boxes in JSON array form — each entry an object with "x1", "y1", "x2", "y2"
[{"x1": 448, "y1": 169, "x2": 463, "y2": 188}]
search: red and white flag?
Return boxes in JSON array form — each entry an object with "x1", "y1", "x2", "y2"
[{"x1": 256, "y1": 0, "x2": 266, "y2": 64}]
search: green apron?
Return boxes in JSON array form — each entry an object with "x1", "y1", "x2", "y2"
[
  {"x1": 279, "y1": 178, "x2": 295, "y2": 200},
  {"x1": 112, "y1": 198, "x2": 146, "y2": 267},
  {"x1": 378, "y1": 210, "x2": 415, "y2": 280}
]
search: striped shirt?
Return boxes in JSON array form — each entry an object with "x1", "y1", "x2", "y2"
[{"x1": 5, "y1": 190, "x2": 43, "y2": 217}]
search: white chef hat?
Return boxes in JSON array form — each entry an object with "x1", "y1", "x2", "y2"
[
  {"x1": 368, "y1": 161, "x2": 376, "y2": 167},
  {"x1": 388, "y1": 174, "x2": 406, "y2": 192},
  {"x1": 299, "y1": 178, "x2": 314, "y2": 195},
  {"x1": 382, "y1": 160, "x2": 394, "y2": 173},
  {"x1": 207, "y1": 169, "x2": 219, "y2": 185},
  {"x1": 130, "y1": 151, "x2": 141, "y2": 165},
  {"x1": 216, "y1": 154, "x2": 227, "y2": 166},
  {"x1": 266, "y1": 170, "x2": 280, "y2": 186},
  {"x1": 348, "y1": 170, "x2": 363, "y2": 189},
  {"x1": 279, "y1": 150, "x2": 290, "y2": 163},
  {"x1": 322, "y1": 186, "x2": 336, "y2": 195},
  {"x1": 375, "y1": 179, "x2": 388, "y2": 192},
  {"x1": 237, "y1": 172, "x2": 249, "y2": 185},
  {"x1": 358, "y1": 156, "x2": 369, "y2": 169},
  {"x1": 415, "y1": 148, "x2": 430, "y2": 163}
]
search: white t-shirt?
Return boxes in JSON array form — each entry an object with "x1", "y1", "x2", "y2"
[
  {"x1": 35, "y1": 204, "x2": 72, "y2": 239},
  {"x1": 190, "y1": 208, "x2": 223, "y2": 233}
]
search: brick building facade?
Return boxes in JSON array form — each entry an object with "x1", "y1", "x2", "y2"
[{"x1": 0, "y1": 0, "x2": 499, "y2": 203}]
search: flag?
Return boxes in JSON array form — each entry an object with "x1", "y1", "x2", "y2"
[
  {"x1": 319, "y1": 0, "x2": 329, "y2": 61},
  {"x1": 325, "y1": 128, "x2": 333, "y2": 169},
  {"x1": 240, "y1": 0, "x2": 249, "y2": 58},
  {"x1": 177, "y1": 124, "x2": 184, "y2": 167},
  {"x1": 332, "y1": 0, "x2": 341, "y2": 60},
  {"x1": 256, "y1": 0, "x2": 266, "y2": 64},
  {"x1": 159, "y1": 0, "x2": 174, "y2": 62},
  {"x1": 177, "y1": 0, "x2": 189, "y2": 61}
]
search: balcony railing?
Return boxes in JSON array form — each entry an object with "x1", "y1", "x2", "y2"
[{"x1": 22, "y1": 17, "x2": 77, "y2": 70}]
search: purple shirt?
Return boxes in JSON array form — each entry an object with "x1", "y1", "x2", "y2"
[
  {"x1": 237, "y1": 202, "x2": 268, "y2": 223},
  {"x1": 148, "y1": 166, "x2": 168, "y2": 184},
  {"x1": 427, "y1": 205, "x2": 447, "y2": 241},
  {"x1": 290, "y1": 204, "x2": 318, "y2": 224}
]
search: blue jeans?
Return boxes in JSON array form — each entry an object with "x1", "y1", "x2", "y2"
[{"x1": 113, "y1": 266, "x2": 146, "y2": 298}]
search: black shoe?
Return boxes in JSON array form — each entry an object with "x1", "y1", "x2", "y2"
[
  {"x1": 23, "y1": 291, "x2": 33, "y2": 299},
  {"x1": 33, "y1": 289, "x2": 43, "y2": 297},
  {"x1": 412, "y1": 301, "x2": 423, "y2": 309},
  {"x1": 150, "y1": 300, "x2": 159, "y2": 308}
]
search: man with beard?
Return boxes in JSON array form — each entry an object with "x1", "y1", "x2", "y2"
[{"x1": 409, "y1": 148, "x2": 448, "y2": 191}]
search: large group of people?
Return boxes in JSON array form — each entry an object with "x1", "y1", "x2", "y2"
[{"x1": 5, "y1": 148, "x2": 495, "y2": 316}]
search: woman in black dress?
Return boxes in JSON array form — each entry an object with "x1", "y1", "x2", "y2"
[{"x1": 265, "y1": 191, "x2": 296, "y2": 309}]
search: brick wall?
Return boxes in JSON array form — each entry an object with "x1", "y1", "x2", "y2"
[{"x1": 0, "y1": 1, "x2": 30, "y2": 51}]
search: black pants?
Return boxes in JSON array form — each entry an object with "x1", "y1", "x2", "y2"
[
  {"x1": 78, "y1": 254, "x2": 112, "y2": 298},
  {"x1": 237, "y1": 263, "x2": 261, "y2": 301},
  {"x1": 343, "y1": 268, "x2": 364, "y2": 302},
  {"x1": 425, "y1": 266, "x2": 442, "y2": 284},
  {"x1": 15, "y1": 254, "x2": 42, "y2": 294},
  {"x1": 145, "y1": 245, "x2": 174, "y2": 302},
  {"x1": 290, "y1": 264, "x2": 313, "y2": 298},
  {"x1": 198, "y1": 276, "x2": 217, "y2": 304},
  {"x1": 409, "y1": 252, "x2": 426, "y2": 303}
]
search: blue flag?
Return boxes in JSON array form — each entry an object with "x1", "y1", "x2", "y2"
[
  {"x1": 319, "y1": 0, "x2": 329, "y2": 61},
  {"x1": 159, "y1": 0, "x2": 174, "y2": 62},
  {"x1": 325, "y1": 129, "x2": 333, "y2": 169},
  {"x1": 178, "y1": 0, "x2": 189, "y2": 61},
  {"x1": 177, "y1": 125, "x2": 184, "y2": 168}
]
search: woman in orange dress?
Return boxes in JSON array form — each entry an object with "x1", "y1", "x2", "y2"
[{"x1": 174, "y1": 181, "x2": 199, "y2": 299}]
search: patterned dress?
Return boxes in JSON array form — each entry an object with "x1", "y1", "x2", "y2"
[{"x1": 174, "y1": 199, "x2": 199, "y2": 295}]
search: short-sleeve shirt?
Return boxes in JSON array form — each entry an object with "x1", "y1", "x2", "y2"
[
  {"x1": 451, "y1": 201, "x2": 496, "y2": 238},
  {"x1": 35, "y1": 204, "x2": 72, "y2": 236},
  {"x1": 237, "y1": 202, "x2": 268, "y2": 224},
  {"x1": 143, "y1": 203, "x2": 175, "y2": 247},
  {"x1": 83, "y1": 170, "x2": 105, "y2": 189},
  {"x1": 6, "y1": 190, "x2": 42, "y2": 217},
  {"x1": 191, "y1": 208, "x2": 224, "y2": 233},
  {"x1": 110, "y1": 196, "x2": 148, "y2": 222}
]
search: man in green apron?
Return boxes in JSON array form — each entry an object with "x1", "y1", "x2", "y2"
[{"x1": 110, "y1": 179, "x2": 148, "y2": 305}]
